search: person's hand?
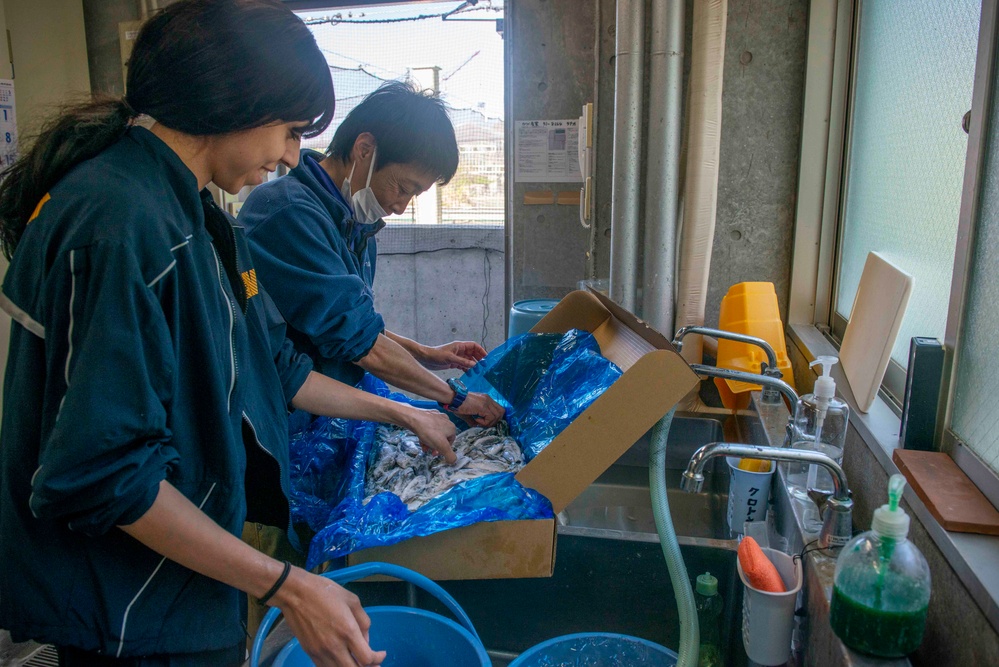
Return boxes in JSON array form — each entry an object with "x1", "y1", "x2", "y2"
[
  {"x1": 420, "y1": 341, "x2": 487, "y2": 371},
  {"x1": 274, "y1": 567, "x2": 386, "y2": 667},
  {"x1": 404, "y1": 407, "x2": 457, "y2": 463},
  {"x1": 455, "y1": 391, "x2": 506, "y2": 428}
]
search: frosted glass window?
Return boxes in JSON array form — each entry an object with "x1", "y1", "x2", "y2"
[
  {"x1": 952, "y1": 48, "x2": 999, "y2": 476},
  {"x1": 836, "y1": 0, "x2": 980, "y2": 368}
]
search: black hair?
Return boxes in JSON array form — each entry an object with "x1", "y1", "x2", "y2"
[
  {"x1": 0, "y1": 0, "x2": 334, "y2": 258},
  {"x1": 326, "y1": 80, "x2": 459, "y2": 186}
]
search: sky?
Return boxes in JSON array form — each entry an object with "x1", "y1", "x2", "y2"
[{"x1": 297, "y1": 0, "x2": 505, "y2": 149}]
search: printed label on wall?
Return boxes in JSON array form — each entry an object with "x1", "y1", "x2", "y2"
[
  {"x1": 0, "y1": 80, "x2": 17, "y2": 170},
  {"x1": 515, "y1": 119, "x2": 582, "y2": 183}
]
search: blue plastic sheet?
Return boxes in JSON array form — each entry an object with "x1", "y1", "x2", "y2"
[{"x1": 289, "y1": 329, "x2": 623, "y2": 569}]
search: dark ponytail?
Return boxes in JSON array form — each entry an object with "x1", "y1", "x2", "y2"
[
  {"x1": 0, "y1": 0, "x2": 334, "y2": 258},
  {"x1": 0, "y1": 99, "x2": 136, "y2": 257}
]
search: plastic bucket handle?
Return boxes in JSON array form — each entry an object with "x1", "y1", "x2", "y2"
[{"x1": 250, "y1": 561, "x2": 481, "y2": 667}]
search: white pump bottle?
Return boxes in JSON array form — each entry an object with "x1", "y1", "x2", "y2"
[{"x1": 789, "y1": 355, "x2": 850, "y2": 499}]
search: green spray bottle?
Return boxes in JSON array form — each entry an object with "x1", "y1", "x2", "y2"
[{"x1": 829, "y1": 474, "x2": 931, "y2": 657}]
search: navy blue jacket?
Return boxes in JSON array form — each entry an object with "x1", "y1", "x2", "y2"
[
  {"x1": 239, "y1": 151, "x2": 384, "y2": 390},
  {"x1": 0, "y1": 127, "x2": 312, "y2": 656}
]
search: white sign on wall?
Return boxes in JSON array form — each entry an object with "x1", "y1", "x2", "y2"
[
  {"x1": 0, "y1": 80, "x2": 16, "y2": 169},
  {"x1": 514, "y1": 119, "x2": 582, "y2": 183}
]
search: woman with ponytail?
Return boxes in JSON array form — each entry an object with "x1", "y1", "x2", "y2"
[{"x1": 0, "y1": 1, "x2": 454, "y2": 665}]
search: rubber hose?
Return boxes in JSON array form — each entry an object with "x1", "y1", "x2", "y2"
[{"x1": 650, "y1": 407, "x2": 699, "y2": 666}]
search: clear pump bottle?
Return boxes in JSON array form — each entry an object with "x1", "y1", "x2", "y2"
[
  {"x1": 787, "y1": 356, "x2": 850, "y2": 498},
  {"x1": 830, "y1": 474, "x2": 931, "y2": 657}
]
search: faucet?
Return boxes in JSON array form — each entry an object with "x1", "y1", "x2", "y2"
[
  {"x1": 689, "y1": 364, "x2": 799, "y2": 409},
  {"x1": 681, "y1": 442, "x2": 853, "y2": 549},
  {"x1": 672, "y1": 326, "x2": 788, "y2": 405},
  {"x1": 685, "y1": 363, "x2": 799, "y2": 447}
]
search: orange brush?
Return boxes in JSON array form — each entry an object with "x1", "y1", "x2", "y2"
[{"x1": 738, "y1": 536, "x2": 786, "y2": 593}]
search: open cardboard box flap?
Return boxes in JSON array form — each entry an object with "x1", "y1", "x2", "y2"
[
  {"x1": 348, "y1": 290, "x2": 698, "y2": 579},
  {"x1": 514, "y1": 290, "x2": 699, "y2": 513}
]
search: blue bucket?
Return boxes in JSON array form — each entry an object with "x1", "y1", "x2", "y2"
[
  {"x1": 508, "y1": 298, "x2": 559, "y2": 338},
  {"x1": 510, "y1": 632, "x2": 679, "y2": 667},
  {"x1": 250, "y1": 562, "x2": 490, "y2": 667}
]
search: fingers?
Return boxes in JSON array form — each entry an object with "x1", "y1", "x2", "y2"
[
  {"x1": 343, "y1": 629, "x2": 385, "y2": 667},
  {"x1": 446, "y1": 353, "x2": 477, "y2": 371},
  {"x1": 414, "y1": 411, "x2": 457, "y2": 463},
  {"x1": 445, "y1": 341, "x2": 487, "y2": 364},
  {"x1": 439, "y1": 441, "x2": 457, "y2": 464},
  {"x1": 281, "y1": 576, "x2": 385, "y2": 667}
]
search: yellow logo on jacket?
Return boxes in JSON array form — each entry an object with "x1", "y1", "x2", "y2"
[
  {"x1": 27, "y1": 193, "x2": 51, "y2": 223},
  {"x1": 241, "y1": 268, "x2": 258, "y2": 299}
]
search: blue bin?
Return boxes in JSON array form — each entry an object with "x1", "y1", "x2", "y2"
[
  {"x1": 251, "y1": 562, "x2": 490, "y2": 667},
  {"x1": 510, "y1": 632, "x2": 679, "y2": 666},
  {"x1": 508, "y1": 299, "x2": 559, "y2": 338}
]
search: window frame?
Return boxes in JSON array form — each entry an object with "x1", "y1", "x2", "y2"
[
  {"x1": 794, "y1": 0, "x2": 999, "y2": 507},
  {"x1": 939, "y1": 0, "x2": 999, "y2": 507}
]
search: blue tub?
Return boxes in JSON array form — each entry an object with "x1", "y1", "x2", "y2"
[
  {"x1": 251, "y1": 562, "x2": 490, "y2": 667},
  {"x1": 510, "y1": 632, "x2": 679, "y2": 666}
]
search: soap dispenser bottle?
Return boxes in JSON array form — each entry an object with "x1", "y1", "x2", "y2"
[
  {"x1": 830, "y1": 474, "x2": 931, "y2": 657},
  {"x1": 694, "y1": 572, "x2": 724, "y2": 667},
  {"x1": 788, "y1": 355, "x2": 850, "y2": 496}
]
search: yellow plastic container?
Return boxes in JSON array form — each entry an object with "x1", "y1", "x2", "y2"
[{"x1": 714, "y1": 282, "x2": 796, "y2": 410}]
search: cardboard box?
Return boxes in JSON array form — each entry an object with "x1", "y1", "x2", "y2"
[{"x1": 347, "y1": 289, "x2": 699, "y2": 580}]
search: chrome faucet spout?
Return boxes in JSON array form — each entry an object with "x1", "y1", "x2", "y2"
[
  {"x1": 673, "y1": 325, "x2": 779, "y2": 372},
  {"x1": 681, "y1": 442, "x2": 853, "y2": 549},
  {"x1": 690, "y1": 364, "x2": 799, "y2": 407}
]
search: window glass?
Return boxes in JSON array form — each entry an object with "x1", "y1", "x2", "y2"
[
  {"x1": 836, "y1": 0, "x2": 979, "y2": 367},
  {"x1": 952, "y1": 33, "x2": 999, "y2": 475},
  {"x1": 299, "y1": 1, "x2": 504, "y2": 226}
]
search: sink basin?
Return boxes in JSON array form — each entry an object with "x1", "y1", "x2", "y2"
[
  {"x1": 345, "y1": 536, "x2": 747, "y2": 666},
  {"x1": 559, "y1": 414, "x2": 733, "y2": 542},
  {"x1": 247, "y1": 413, "x2": 752, "y2": 666},
  {"x1": 344, "y1": 415, "x2": 749, "y2": 665}
]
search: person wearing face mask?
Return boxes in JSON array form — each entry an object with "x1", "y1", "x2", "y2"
[{"x1": 239, "y1": 81, "x2": 506, "y2": 438}]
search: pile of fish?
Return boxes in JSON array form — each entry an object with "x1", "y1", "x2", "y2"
[{"x1": 363, "y1": 421, "x2": 525, "y2": 511}]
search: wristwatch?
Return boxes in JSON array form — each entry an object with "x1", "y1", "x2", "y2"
[{"x1": 441, "y1": 378, "x2": 468, "y2": 412}]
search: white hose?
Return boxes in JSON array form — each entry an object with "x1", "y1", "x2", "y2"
[{"x1": 649, "y1": 408, "x2": 699, "y2": 666}]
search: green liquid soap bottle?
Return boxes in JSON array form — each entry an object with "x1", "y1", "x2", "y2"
[
  {"x1": 830, "y1": 474, "x2": 931, "y2": 657},
  {"x1": 694, "y1": 572, "x2": 724, "y2": 667}
]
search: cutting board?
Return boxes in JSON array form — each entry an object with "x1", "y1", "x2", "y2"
[
  {"x1": 893, "y1": 449, "x2": 999, "y2": 535},
  {"x1": 839, "y1": 252, "x2": 913, "y2": 413}
]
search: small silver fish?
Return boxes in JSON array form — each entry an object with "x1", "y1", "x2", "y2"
[{"x1": 363, "y1": 421, "x2": 525, "y2": 510}]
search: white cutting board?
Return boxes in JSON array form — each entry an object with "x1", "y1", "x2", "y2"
[{"x1": 839, "y1": 252, "x2": 913, "y2": 413}]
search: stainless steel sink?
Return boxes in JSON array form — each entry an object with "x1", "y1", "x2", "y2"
[
  {"x1": 347, "y1": 415, "x2": 749, "y2": 666},
  {"x1": 559, "y1": 414, "x2": 734, "y2": 543},
  {"x1": 248, "y1": 414, "x2": 752, "y2": 667}
]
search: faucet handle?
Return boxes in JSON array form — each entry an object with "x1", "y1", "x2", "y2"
[{"x1": 818, "y1": 495, "x2": 854, "y2": 549}]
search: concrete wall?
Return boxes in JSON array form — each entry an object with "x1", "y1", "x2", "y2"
[
  {"x1": 374, "y1": 226, "x2": 507, "y2": 354},
  {"x1": 81, "y1": 0, "x2": 141, "y2": 96},
  {"x1": 506, "y1": 0, "x2": 598, "y2": 303},
  {"x1": 510, "y1": 0, "x2": 807, "y2": 331}
]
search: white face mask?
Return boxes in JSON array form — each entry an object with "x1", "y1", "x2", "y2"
[{"x1": 340, "y1": 149, "x2": 388, "y2": 225}]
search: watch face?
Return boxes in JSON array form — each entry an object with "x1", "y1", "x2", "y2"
[{"x1": 451, "y1": 378, "x2": 467, "y2": 393}]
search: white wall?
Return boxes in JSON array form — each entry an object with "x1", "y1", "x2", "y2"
[
  {"x1": 0, "y1": 0, "x2": 90, "y2": 424},
  {"x1": 5, "y1": 0, "x2": 90, "y2": 136}
]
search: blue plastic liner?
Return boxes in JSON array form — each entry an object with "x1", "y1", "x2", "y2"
[{"x1": 289, "y1": 329, "x2": 623, "y2": 569}]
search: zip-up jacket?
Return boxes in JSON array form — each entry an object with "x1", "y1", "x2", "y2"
[
  {"x1": 0, "y1": 127, "x2": 312, "y2": 657},
  {"x1": 239, "y1": 150, "x2": 384, "y2": 390}
]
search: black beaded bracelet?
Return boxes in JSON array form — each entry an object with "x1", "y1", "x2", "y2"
[{"x1": 259, "y1": 560, "x2": 292, "y2": 606}]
